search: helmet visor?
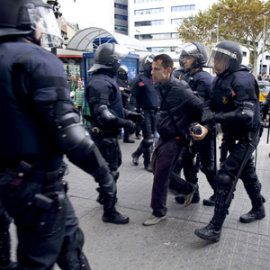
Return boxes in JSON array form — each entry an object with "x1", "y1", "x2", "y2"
[
  {"x1": 144, "y1": 54, "x2": 155, "y2": 64},
  {"x1": 112, "y1": 43, "x2": 129, "y2": 60},
  {"x1": 28, "y1": 5, "x2": 63, "y2": 48},
  {"x1": 207, "y1": 47, "x2": 238, "y2": 74}
]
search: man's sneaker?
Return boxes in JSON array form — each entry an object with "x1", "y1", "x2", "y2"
[
  {"x1": 184, "y1": 184, "x2": 198, "y2": 207},
  {"x1": 203, "y1": 194, "x2": 216, "y2": 207},
  {"x1": 239, "y1": 205, "x2": 265, "y2": 223},
  {"x1": 143, "y1": 214, "x2": 166, "y2": 226},
  {"x1": 131, "y1": 152, "x2": 139, "y2": 166},
  {"x1": 102, "y1": 210, "x2": 129, "y2": 224},
  {"x1": 175, "y1": 190, "x2": 200, "y2": 204}
]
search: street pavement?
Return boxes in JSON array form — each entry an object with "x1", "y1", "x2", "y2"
[{"x1": 11, "y1": 129, "x2": 270, "y2": 270}]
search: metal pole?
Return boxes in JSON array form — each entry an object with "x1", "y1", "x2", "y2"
[
  {"x1": 217, "y1": 6, "x2": 220, "y2": 44},
  {"x1": 261, "y1": 15, "x2": 266, "y2": 77},
  {"x1": 261, "y1": 12, "x2": 269, "y2": 77}
]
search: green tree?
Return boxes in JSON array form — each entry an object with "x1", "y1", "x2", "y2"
[{"x1": 177, "y1": 0, "x2": 270, "y2": 76}]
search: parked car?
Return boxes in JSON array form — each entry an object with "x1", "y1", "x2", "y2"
[
  {"x1": 258, "y1": 80, "x2": 270, "y2": 102},
  {"x1": 258, "y1": 81, "x2": 270, "y2": 128}
]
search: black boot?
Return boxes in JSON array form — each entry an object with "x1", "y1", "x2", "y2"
[
  {"x1": 102, "y1": 209, "x2": 129, "y2": 224},
  {"x1": 123, "y1": 138, "x2": 135, "y2": 143},
  {"x1": 131, "y1": 152, "x2": 140, "y2": 165},
  {"x1": 203, "y1": 193, "x2": 216, "y2": 206},
  {"x1": 240, "y1": 205, "x2": 265, "y2": 223},
  {"x1": 144, "y1": 164, "x2": 152, "y2": 172},
  {"x1": 195, "y1": 188, "x2": 228, "y2": 242},
  {"x1": 175, "y1": 190, "x2": 200, "y2": 204},
  {"x1": 194, "y1": 219, "x2": 222, "y2": 242}
]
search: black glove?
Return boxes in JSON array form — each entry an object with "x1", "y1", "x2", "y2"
[
  {"x1": 201, "y1": 109, "x2": 215, "y2": 124},
  {"x1": 124, "y1": 120, "x2": 136, "y2": 134},
  {"x1": 126, "y1": 111, "x2": 144, "y2": 122},
  {"x1": 98, "y1": 174, "x2": 116, "y2": 211}
]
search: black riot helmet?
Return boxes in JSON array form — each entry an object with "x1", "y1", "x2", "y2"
[
  {"x1": 207, "y1": 40, "x2": 242, "y2": 74},
  {"x1": 176, "y1": 42, "x2": 208, "y2": 71},
  {"x1": 89, "y1": 43, "x2": 129, "y2": 74},
  {"x1": 118, "y1": 65, "x2": 128, "y2": 80},
  {"x1": 0, "y1": 0, "x2": 62, "y2": 47},
  {"x1": 141, "y1": 54, "x2": 155, "y2": 76}
]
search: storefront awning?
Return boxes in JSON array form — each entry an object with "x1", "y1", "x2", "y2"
[{"x1": 66, "y1": 27, "x2": 147, "y2": 53}]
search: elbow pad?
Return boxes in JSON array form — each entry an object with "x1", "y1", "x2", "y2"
[
  {"x1": 236, "y1": 101, "x2": 254, "y2": 123},
  {"x1": 97, "y1": 105, "x2": 130, "y2": 128},
  {"x1": 215, "y1": 101, "x2": 254, "y2": 124},
  {"x1": 96, "y1": 105, "x2": 118, "y2": 126},
  {"x1": 56, "y1": 113, "x2": 110, "y2": 181}
]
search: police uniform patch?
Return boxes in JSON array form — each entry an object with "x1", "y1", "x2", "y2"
[{"x1": 222, "y1": 97, "x2": 228, "y2": 104}]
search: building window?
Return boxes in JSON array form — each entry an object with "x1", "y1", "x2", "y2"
[
  {"x1": 135, "y1": 0, "x2": 162, "y2": 3},
  {"x1": 171, "y1": 32, "x2": 178, "y2": 38},
  {"x1": 171, "y1": 18, "x2": 184, "y2": 24},
  {"x1": 114, "y1": 3, "x2": 128, "y2": 10},
  {"x1": 115, "y1": 25, "x2": 128, "y2": 32},
  {"x1": 115, "y1": 14, "x2": 128, "y2": 21},
  {"x1": 171, "y1": 5, "x2": 195, "y2": 12},
  {"x1": 147, "y1": 47, "x2": 170, "y2": 52},
  {"x1": 135, "y1": 20, "x2": 164, "y2": 26},
  {"x1": 135, "y1": 33, "x2": 171, "y2": 40},
  {"x1": 135, "y1": 7, "x2": 164, "y2": 15},
  {"x1": 243, "y1": 51, "x2": 247, "y2": 57},
  {"x1": 266, "y1": 55, "x2": 270, "y2": 60}
]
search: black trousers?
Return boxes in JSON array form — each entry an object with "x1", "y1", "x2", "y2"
[{"x1": 0, "y1": 166, "x2": 90, "y2": 270}]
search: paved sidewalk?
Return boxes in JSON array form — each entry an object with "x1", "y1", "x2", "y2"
[{"x1": 12, "y1": 130, "x2": 270, "y2": 270}]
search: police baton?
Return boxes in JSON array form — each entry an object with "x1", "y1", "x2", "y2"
[
  {"x1": 224, "y1": 124, "x2": 261, "y2": 208},
  {"x1": 267, "y1": 115, "x2": 270, "y2": 144}
]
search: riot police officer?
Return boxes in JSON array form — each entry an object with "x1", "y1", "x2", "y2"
[
  {"x1": 131, "y1": 54, "x2": 160, "y2": 172},
  {"x1": 173, "y1": 42, "x2": 217, "y2": 206},
  {"x1": 116, "y1": 65, "x2": 135, "y2": 143},
  {"x1": 86, "y1": 43, "x2": 142, "y2": 219},
  {"x1": 0, "y1": 1, "x2": 121, "y2": 268},
  {"x1": 194, "y1": 40, "x2": 265, "y2": 242}
]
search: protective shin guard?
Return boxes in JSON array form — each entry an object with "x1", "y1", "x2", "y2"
[
  {"x1": 243, "y1": 180, "x2": 264, "y2": 209},
  {"x1": 195, "y1": 189, "x2": 228, "y2": 242},
  {"x1": 57, "y1": 228, "x2": 91, "y2": 270}
]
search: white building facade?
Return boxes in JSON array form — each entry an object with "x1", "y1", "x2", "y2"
[
  {"x1": 128, "y1": 0, "x2": 217, "y2": 64},
  {"x1": 128, "y1": 0, "x2": 270, "y2": 75}
]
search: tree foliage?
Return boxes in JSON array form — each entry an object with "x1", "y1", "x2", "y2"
[{"x1": 177, "y1": 0, "x2": 270, "y2": 75}]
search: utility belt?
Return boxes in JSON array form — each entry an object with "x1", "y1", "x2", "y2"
[
  {"x1": 2, "y1": 160, "x2": 68, "y2": 213},
  {"x1": 90, "y1": 126, "x2": 120, "y2": 137}
]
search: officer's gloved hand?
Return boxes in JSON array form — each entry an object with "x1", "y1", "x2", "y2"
[
  {"x1": 98, "y1": 174, "x2": 116, "y2": 210},
  {"x1": 201, "y1": 109, "x2": 215, "y2": 124},
  {"x1": 202, "y1": 110, "x2": 224, "y2": 124},
  {"x1": 126, "y1": 111, "x2": 144, "y2": 122},
  {"x1": 124, "y1": 120, "x2": 136, "y2": 134}
]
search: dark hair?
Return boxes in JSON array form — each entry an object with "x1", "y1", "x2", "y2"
[{"x1": 153, "y1": 54, "x2": 173, "y2": 69}]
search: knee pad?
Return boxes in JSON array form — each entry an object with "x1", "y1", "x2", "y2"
[
  {"x1": 216, "y1": 173, "x2": 232, "y2": 190},
  {"x1": 57, "y1": 228, "x2": 91, "y2": 270},
  {"x1": 111, "y1": 171, "x2": 119, "y2": 182},
  {"x1": 142, "y1": 136, "x2": 154, "y2": 148}
]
